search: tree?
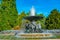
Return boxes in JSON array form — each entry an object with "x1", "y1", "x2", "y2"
[
  {"x1": 0, "y1": 0, "x2": 18, "y2": 31},
  {"x1": 26, "y1": 11, "x2": 30, "y2": 16},
  {"x1": 39, "y1": 14, "x2": 46, "y2": 29},
  {"x1": 45, "y1": 9, "x2": 60, "y2": 29},
  {"x1": 18, "y1": 11, "x2": 26, "y2": 28}
]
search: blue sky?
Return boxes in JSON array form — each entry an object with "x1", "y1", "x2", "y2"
[{"x1": 16, "y1": 0, "x2": 60, "y2": 17}]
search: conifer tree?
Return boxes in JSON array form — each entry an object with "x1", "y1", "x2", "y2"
[
  {"x1": 0, "y1": 0, "x2": 18, "y2": 30},
  {"x1": 45, "y1": 9, "x2": 60, "y2": 29}
]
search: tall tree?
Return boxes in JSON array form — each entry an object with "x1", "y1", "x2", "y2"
[
  {"x1": 0, "y1": 0, "x2": 18, "y2": 30},
  {"x1": 45, "y1": 9, "x2": 60, "y2": 29}
]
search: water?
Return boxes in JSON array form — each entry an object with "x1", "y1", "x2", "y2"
[{"x1": 30, "y1": 6, "x2": 35, "y2": 16}]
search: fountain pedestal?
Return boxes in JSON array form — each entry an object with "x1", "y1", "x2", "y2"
[{"x1": 24, "y1": 16, "x2": 43, "y2": 33}]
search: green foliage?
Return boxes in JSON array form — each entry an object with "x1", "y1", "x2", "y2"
[
  {"x1": 26, "y1": 11, "x2": 30, "y2": 16},
  {"x1": 45, "y1": 9, "x2": 60, "y2": 29},
  {"x1": 0, "y1": 0, "x2": 18, "y2": 31},
  {"x1": 39, "y1": 14, "x2": 46, "y2": 29},
  {"x1": 18, "y1": 11, "x2": 26, "y2": 26}
]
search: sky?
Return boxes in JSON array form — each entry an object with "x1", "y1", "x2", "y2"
[{"x1": 16, "y1": 0, "x2": 60, "y2": 17}]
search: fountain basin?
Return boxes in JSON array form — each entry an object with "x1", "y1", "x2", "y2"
[
  {"x1": 16, "y1": 33, "x2": 54, "y2": 38},
  {"x1": 24, "y1": 16, "x2": 43, "y2": 21}
]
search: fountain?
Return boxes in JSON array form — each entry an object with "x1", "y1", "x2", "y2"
[
  {"x1": 23, "y1": 6, "x2": 43, "y2": 33},
  {"x1": 16, "y1": 6, "x2": 54, "y2": 38}
]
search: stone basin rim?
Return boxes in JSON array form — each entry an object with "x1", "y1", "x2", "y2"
[{"x1": 17, "y1": 33, "x2": 53, "y2": 34}]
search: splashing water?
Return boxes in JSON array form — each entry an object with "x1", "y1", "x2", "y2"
[{"x1": 30, "y1": 6, "x2": 35, "y2": 16}]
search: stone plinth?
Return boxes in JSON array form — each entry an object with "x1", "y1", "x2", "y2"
[{"x1": 16, "y1": 33, "x2": 53, "y2": 38}]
